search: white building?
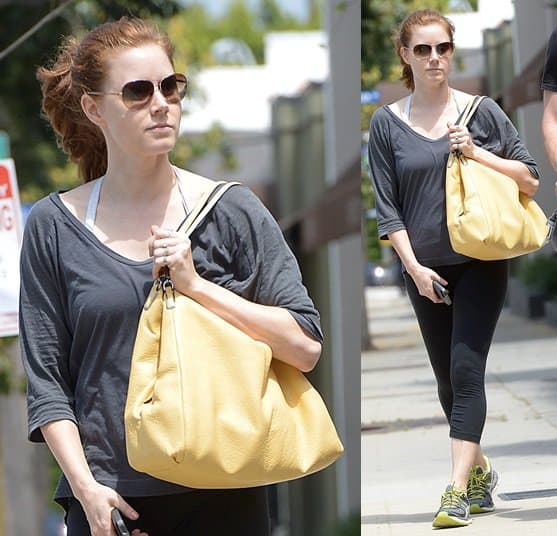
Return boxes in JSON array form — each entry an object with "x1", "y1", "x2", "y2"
[{"x1": 180, "y1": 31, "x2": 328, "y2": 195}]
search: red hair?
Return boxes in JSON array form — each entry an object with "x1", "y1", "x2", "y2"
[
  {"x1": 37, "y1": 17, "x2": 175, "y2": 182},
  {"x1": 393, "y1": 9, "x2": 455, "y2": 91}
]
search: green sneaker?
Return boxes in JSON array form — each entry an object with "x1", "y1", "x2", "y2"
[
  {"x1": 467, "y1": 456, "x2": 499, "y2": 514},
  {"x1": 432, "y1": 483, "x2": 472, "y2": 528}
]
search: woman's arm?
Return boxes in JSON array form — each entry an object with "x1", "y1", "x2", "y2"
[
  {"x1": 187, "y1": 277, "x2": 321, "y2": 372},
  {"x1": 469, "y1": 143, "x2": 538, "y2": 196},
  {"x1": 448, "y1": 100, "x2": 539, "y2": 197},
  {"x1": 150, "y1": 225, "x2": 321, "y2": 372},
  {"x1": 388, "y1": 229, "x2": 447, "y2": 303},
  {"x1": 41, "y1": 420, "x2": 143, "y2": 536}
]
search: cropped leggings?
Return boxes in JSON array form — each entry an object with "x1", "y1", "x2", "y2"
[{"x1": 404, "y1": 259, "x2": 508, "y2": 443}]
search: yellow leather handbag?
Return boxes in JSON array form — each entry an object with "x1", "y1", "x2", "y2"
[
  {"x1": 125, "y1": 181, "x2": 344, "y2": 489},
  {"x1": 446, "y1": 96, "x2": 549, "y2": 261}
]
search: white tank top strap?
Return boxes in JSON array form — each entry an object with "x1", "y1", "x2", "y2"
[
  {"x1": 403, "y1": 94, "x2": 412, "y2": 121},
  {"x1": 85, "y1": 176, "x2": 103, "y2": 232}
]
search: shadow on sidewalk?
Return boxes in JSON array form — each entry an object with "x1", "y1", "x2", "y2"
[
  {"x1": 486, "y1": 438, "x2": 557, "y2": 457},
  {"x1": 496, "y1": 505, "x2": 557, "y2": 522},
  {"x1": 361, "y1": 512, "x2": 433, "y2": 525}
]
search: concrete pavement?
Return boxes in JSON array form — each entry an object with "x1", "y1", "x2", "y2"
[{"x1": 361, "y1": 286, "x2": 557, "y2": 535}]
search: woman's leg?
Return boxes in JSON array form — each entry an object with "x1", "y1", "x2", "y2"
[
  {"x1": 448, "y1": 259, "x2": 508, "y2": 488},
  {"x1": 403, "y1": 271, "x2": 454, "y2": 421}
]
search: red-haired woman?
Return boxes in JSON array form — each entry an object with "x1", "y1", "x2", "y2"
[
  {"x1": 19, "y1": 17, "x2": 323, "y2": 536},
  {"x1": 368, "y1": 8, "x2": 539, "y2": 529}
]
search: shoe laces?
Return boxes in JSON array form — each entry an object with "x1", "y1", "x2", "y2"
[
  {"x1": 441, "y1": 486, "x2": 466, "y2": 508},
  {"x1": 467, "y1": 467, "x2": 487, "y2": 500}
]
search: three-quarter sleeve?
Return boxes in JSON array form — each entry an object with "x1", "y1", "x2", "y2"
[
  {"x1": 368, "y1": 108, "x2": 407, "y2": 240},
  {"x1": 216, "y1": 187, "x2": 323, "y2": 343},
  {"x1": 474, "y1": 98, "x2": 540, "y2": 180},
  {"x1": 19, "y1": 202, "x2": 76, "y2": 442}
]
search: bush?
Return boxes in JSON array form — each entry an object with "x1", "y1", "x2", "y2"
[{"x1": 518, "y1": 253, "x2": 557, "y2": 297}]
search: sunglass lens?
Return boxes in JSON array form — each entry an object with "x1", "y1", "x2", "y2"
[
  {"x1": 122, "y1": 80, "x2": 153, "y2": 106},
  {"x1": 161, "y1": 74, "x2": 188, "y2": 100},
  {"x1": 437, "y1": 42, "x2": 453, "y2": 57},
  {"x1": 413, "y1": 44, "x2": 431, "y2": 58}
]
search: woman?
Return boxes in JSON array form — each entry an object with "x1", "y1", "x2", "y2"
[
  {"x1": 368, "y1": 9, "x2": 539, "y2": 529},
  {"x1": 20, "y1": 17, "x2": 323, "y2": 536}
]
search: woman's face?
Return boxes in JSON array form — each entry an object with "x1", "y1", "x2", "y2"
[
  {"x1": 402, "y1": 23, "x2": 454, "y2": 89},
  {"x1": 93, "y1": 43, "x2": 183, "y2": 161}
]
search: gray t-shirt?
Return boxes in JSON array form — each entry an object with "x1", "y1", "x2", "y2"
[
  {"x1": 368, "y1": 97, "x2": 540, "y2": 266},
  {"x1": 19, "y1": 184, "x2": 323, "y2": 505}
]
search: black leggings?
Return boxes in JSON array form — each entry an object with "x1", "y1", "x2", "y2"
[
  {"x1": 404, "y1": 259, "x2": 508, "y2": 443},
  {"x1": 66, "y1": 487, "x2": 270, "y2": 536}
]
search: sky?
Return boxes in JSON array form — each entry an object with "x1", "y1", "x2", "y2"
[{"x1": 178, "y1": 0, "x2": 310, "y2": 21}]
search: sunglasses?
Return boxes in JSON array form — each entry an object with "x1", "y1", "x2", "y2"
[
  {"x1": 409, "y1": 42, "x2": 454, "y2": 60},
  {"x1": 88, "y1": 73, "x2": 188, "y2": 109}
]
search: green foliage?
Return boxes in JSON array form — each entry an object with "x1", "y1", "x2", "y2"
[
  {"x1": 165, "y1": 0, "x2": 321, "y2": 68},
  {"x1": 518, "y1": 254, "x2": 557, "y2": 297},
  {"x1": 0, "y1": 337, "x2": 19, "y2": 395}
]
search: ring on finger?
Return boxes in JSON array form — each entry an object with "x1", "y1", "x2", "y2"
[
  {"x1": 163, "y1": 256, "x2": 168, "y2": 266},
  {"x1": 163, "y1": 246, "x2": 169, "y2": 256}
]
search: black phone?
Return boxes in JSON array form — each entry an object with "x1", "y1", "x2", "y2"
[
  {"x1": 432, "y1": 280, "x2": 452, "y2": 306},
  {"x1": 111, "y1": 508, "x2": 131, "y2": 536}
]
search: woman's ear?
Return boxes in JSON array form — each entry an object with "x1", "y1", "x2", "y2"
[
  {"x1": 400, "y1": 46, "x2": 410, "y2": 65},
  {"x1": 80, "y1": 93, "x2": 105, "y2": 127}
]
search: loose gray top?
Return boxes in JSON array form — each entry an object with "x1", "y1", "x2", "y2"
[
  {"x1": 368, "y1": 97, "x2": 540, "y2": 266},
  {"x1": 19, "y1": 184, "x2": 323, "y2": 505}
]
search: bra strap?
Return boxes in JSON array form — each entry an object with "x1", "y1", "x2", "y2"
[
  {"x1": 85, "y1": 177, "x2": 103, "y2": 232},
  {"x1": 403, "y1": 95, "x2": 411, "y2": 121}
]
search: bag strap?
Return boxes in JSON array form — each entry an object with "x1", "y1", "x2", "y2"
[
  {"x1": 179, "y1": 180, "x2": 241, "y2": 238},
  {"x1": 153, "y1": 180, "x2": 240, "y2": 287},
  {"x1": 455, "y1": 95, "x2": 485, "y2": 128}
]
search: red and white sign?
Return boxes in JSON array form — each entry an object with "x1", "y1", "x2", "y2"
[{"x1": 0, "y1": 159, "x2": 23, "y2": 337}]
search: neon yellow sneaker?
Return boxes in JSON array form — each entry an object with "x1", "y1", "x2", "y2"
[
  {"x1": 432, "y1": 483, "x2": 472, "y2": 528},
  {"x1": 467, "y1": 456, "x2": 499, "y2": 514}
]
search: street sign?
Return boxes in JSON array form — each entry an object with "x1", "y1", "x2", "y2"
[
  {"x1": 361, "y1": 89, "x2": 381, "y2": 105},
  {"x1": 0, "y1": 159, "x2": 23, "y2": 337}
]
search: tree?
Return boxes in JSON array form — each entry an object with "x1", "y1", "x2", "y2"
[{"x1": 0, "y1": 1, "x2": 182, "y2": 201}]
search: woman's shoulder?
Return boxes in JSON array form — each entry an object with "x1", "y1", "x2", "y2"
[
  {"x1": 216, "y1": 182, "x2": 268, "y2": 220},
  {"x1": 26, "y1": 191, "x2": 66, "y2": 226},
  {"x1": 369, "y1": 103, "x2": 399, "y2": 132},
  {"x1": 58, "y1": 179, "x2": 98, "y2": 222}
]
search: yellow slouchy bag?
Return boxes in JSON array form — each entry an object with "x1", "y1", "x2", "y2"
[
  {"x1": 125, "y1": 180, "x2": 343, "y2": 489},
  {"x1": 446, "y1": 96, "x2": 549, "y2": 261}
]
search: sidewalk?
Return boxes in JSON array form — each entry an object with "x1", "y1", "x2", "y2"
[{"x1": 361, "y1": 286, "x2": 557, "y2": 535}]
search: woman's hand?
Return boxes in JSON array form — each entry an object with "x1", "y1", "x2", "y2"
[
  {"x1": 149, "y1": 225, "x2": 200, "y2": 293},
  {"x1": 447, "y1": 123, "x2": 476, "y2": 158},
  {"x1": 408, "y1": 264, "x2": 448, "y2": 304},
  {"x1": 76, "y1": 481, "x2": 148, "y2": 535}
]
